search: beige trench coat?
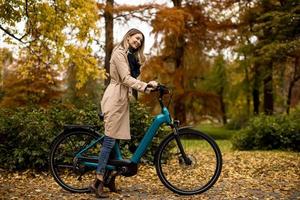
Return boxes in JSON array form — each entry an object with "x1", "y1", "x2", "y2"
[{"x1": 100, "y1": 46, "x2": 148, "y2": 140}]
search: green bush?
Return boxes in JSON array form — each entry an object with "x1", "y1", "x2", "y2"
[
  {"x1": 231, "y1": 113, "x2": 300, "y2": 151},
  {"x1": 0, "y1": 102, "x2": 102, "y2": 170},
  {"x1": 0, "y1": 101, "x2": 170, "y2": 170}
]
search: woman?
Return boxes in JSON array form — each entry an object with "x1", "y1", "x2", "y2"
[{"x1": 90, "y1": 28, "x2": 158, "y2": 198}]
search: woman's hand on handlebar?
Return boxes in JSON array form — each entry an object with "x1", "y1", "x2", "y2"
[
  {"x1": 145, "y1": 81, "x2": 158, "y2": 93},
  {"x1": 148, "y1": 81, "x2": 158, "y2": 88}
]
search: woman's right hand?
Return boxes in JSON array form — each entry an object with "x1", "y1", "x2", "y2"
[
  {"x1": 147, "y1": 81, "x2": 158, "y2": 88},
  {"x1": 145, "y1": 81, "x2": 158, "y2": 93}
]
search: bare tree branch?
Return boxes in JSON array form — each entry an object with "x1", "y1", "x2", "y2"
[
  {"x1": 97, "y1": 3, "x2": 164, "y2": 23},
  {"x1": 0, "y1": 25, "x2": 27, "y2": 44},
  {"x1": 0, "y1": 26, "x2": 48, "y2": 65},
  {"x1": 114, "y1": 13, "x2": 153, "y2": 22},
  {"x1": 25, "y1": 0, "x2": 30, "y2": 18}
]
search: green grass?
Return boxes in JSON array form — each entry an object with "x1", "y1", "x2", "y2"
[
  {"x1": 216, "y1": 140, "x2": 232, "y2": 152},
  {"x1": 195, "y1": 124, "x2": 237, "y2": 140},
  {"x1": 181, "y1": 139, "x2": 233, "y2": 152},
  {"x1": 194, "y1": 124, "x2": 237, "y2": 152}
]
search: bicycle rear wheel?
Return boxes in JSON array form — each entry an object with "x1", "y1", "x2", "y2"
[
  {"x1": 155, "y1": 128, "x2": 222, "y2": 195},
  {"x1": 49, "y1": 129, "x2": 102, "y2": 193}
]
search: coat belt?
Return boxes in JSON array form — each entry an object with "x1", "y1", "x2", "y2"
[
  {"x1": 110, "y1": 79, "x2": 120, "y2": 85},
  {"x1": 110, "y1": 79, "x2": 133, "y2": 97}
]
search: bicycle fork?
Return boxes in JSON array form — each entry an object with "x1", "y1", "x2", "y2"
[{"x1": 172, "y1": 120, "x2": 192, "y2": 165}]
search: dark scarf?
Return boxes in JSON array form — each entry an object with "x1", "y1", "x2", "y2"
[{"x1": 127, "y1": 47, "x2": 141, "y2": 99}]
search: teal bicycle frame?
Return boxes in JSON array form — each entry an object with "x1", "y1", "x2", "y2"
[{"x1": 75, "y1": 107, "x2": 172, "y2": 170}]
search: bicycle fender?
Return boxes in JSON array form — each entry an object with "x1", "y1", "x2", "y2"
[{"x1": 177, "y1": 126, "x2": 194, "y2": 132}]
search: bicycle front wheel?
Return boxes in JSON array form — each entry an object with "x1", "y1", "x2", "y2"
[
  {"x1": 155, "y1": 128, "x2": 222, "y2": 195},
  {"x1": 49, "y1": 129, "x2": 102, "y2": 193}
]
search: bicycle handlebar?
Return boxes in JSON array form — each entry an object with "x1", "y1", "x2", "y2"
[
  {"x1": 148, "y1": 84, "x2": 172, "y2": 108},
  {"x1": 150, "y1": 84, "x2": 170, "y2": 95}
]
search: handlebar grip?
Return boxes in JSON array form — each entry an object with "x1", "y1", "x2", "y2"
[
  {"x1": 146, "y1": 83, "x2": 170, "y2": 94},
  {"x1": 158, "y1": 84, "x2": 170, "y2": 94}
]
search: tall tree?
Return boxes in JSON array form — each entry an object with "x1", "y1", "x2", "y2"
[
  {"x1": 286, "y1": 54, "x2": 300, "y2": 113},
  {"x1": 167, "y1": 0, "x2": 186, "y2": 124},
  {"x1": 103, "y1": 0, "x2": 114, "y2": 86},
  {"x1": 141, "y1": 0, "x2": 237, "y2": 124},
  {"x1": 0, "y1": 48, "x2": 13, "y2": 100},
  {"x1": 223, "y1": 0, "x2": 300, "y2": 119},
  {"x1": 96, "y1": 1, "x2": 161, "y2": 87},
  {"x1": 0, "y1": 0, "x2": 105, "y2": 106},
  {"x1": 252, "y1": 63, "x2": 261, "y2": 114},
  {"x1": 207, "y1": 55, "x2": 228, "y2": 124}
]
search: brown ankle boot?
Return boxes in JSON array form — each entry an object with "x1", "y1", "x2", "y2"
[
  {"x1": 107, "y1": 176, "x2": 117, "y2": 192},
  {"x1": 96, "y1": 180, "x2": 109, "y2": 198},
  {"x1": 89, "y1": 178, "x2": 100, "y2": 193}
]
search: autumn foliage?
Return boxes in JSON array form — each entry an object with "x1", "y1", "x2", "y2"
[
  {"x1": 0, "y1": 2, "x2": 300, "y2": 199},
  {"x1": 0, "y1": 0, "x2": 299, "y2": 159},
  {"x1": 1, "y1": 0, "x2": 299, "y2": 119}
]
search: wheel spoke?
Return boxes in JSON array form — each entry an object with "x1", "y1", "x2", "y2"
[
  {"x1": 155, "y1": 129, "x2": 222, "y2": 195},
  {"x1": 50, "y1": 130, "x2": 102, "y2": 193}
]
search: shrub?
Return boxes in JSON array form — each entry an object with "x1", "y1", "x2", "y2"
[
  {"x1": 231, "y1": 113, "x2": 300, "y2": 151},
  {"x1": 0, "y1": 101, "x2": 170, "y2": 170},
  {"x1": 0, "y1": 103, "x2": 102, "y2": 170}
]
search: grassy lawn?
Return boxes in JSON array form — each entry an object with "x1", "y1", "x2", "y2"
[
  {"x1": 194, "y1": 124, "x2": 237, "y2": 152},
  {"x1": 216, "y1": 140, "x2": 232, "y2": 152},
  {"x1": 195, "y1": 123, "x2": 237, "y2": 140},
  {"x1": 181, "y1": 139, "x2": 232, "y2": 152}
]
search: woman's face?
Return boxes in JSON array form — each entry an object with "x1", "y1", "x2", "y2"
[{"x1": 128, "y1": 33, "x2": 143, "y2": 50}]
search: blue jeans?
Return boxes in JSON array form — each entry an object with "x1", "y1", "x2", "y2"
[{"x1": 96, "y1": 135, "x2": 116, "y2": 175}]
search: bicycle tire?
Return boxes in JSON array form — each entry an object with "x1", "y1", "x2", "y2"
[
  {"x1": 154, "y1": 128, "x2": 222, "y2": 195},
  {"x1": 49, "y1": 129, "x2": 102, "y2": 193}
]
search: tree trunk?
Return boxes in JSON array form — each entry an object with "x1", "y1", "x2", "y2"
[
  {"x1": 253, "y1": 63, "x2": 260, "y2": 115},
  {"x1": 171, "y1": 0, "x2": 186, "y2": 124},
  {"x1": 263, "y1": 62, "x2": 274, "y2": 115},
  {"x1": 173, "y1": 35, "x2": 186, "y2": 124},
  {"x1": 245, "y1": 62, "x2": 251, "y2": 116},
  {"x1": 286, "y1": 56, "x2": 300, "y2": 114},
  {"x1": 245, "y1": 75, "x2": 251, "y2": 116},
  {"x1": 219, "y1": 88, "x2": 227, "y2": 124},
  {"x1": 172, "y1": 0, "x2": 182, "y2": 7},
  {"x1": 104, "y1": 0, "x2": 114, "y2": 87},
  {"x1": 286, "y1": 80, "x2": 295, "y2": 114}
]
